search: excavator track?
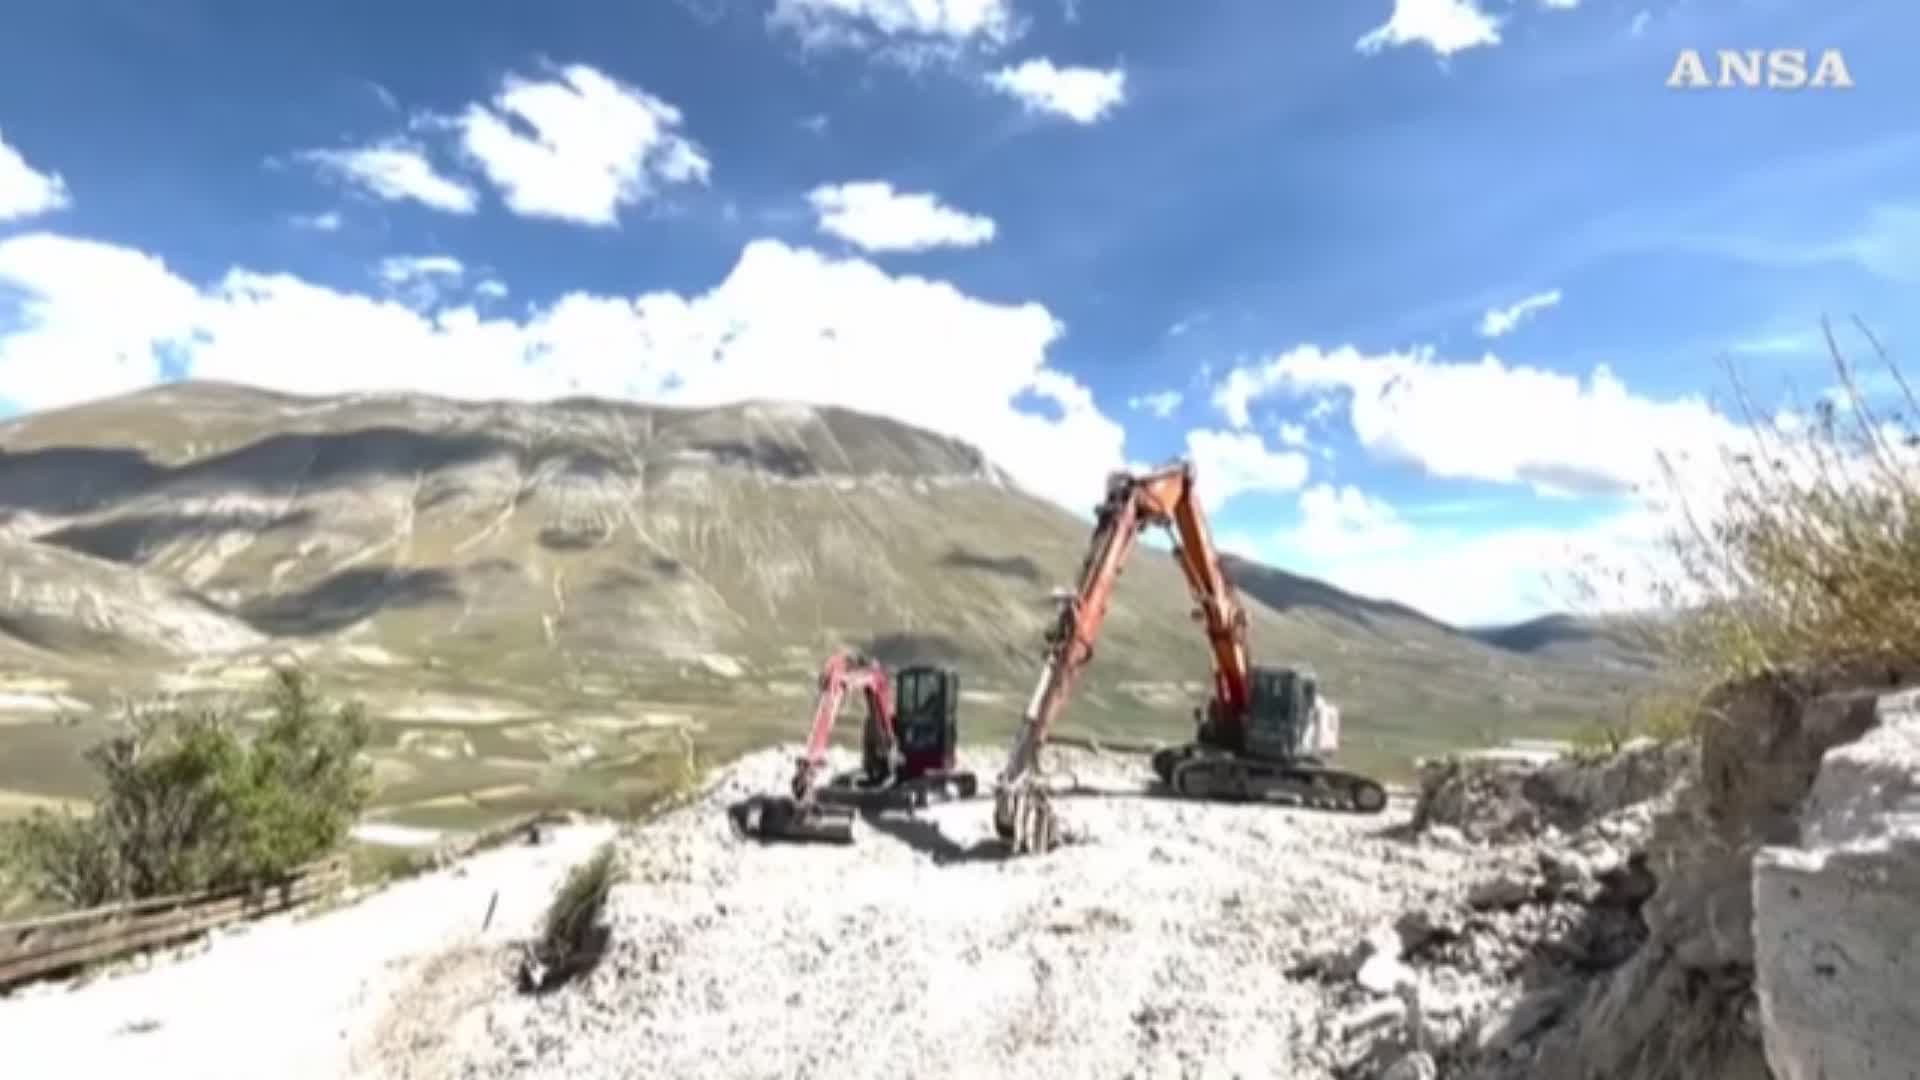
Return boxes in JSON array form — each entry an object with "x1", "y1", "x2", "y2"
[
  {"x1": 1159, "y1": 747, "x2": 1388, "y2": 815},
  {"x1": 820, "y1": 769, "x2": 980, "y2": 811}
]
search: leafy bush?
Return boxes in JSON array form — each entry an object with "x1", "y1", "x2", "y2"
[
  {"x1": 522, "y1": 840, "x2": 622, "y2": 993},
  {"x1": 2, "y1": 668, "x2": 373, "y2": 908},
  {"x1": 1651, "y1": 322, "x2": 1920, "y2": 683}
]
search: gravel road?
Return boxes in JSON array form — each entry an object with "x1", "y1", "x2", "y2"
[{"x1": 0, "y1": 822, "x2": 616, "y2": 1080}]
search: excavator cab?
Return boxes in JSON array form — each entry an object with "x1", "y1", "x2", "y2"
[
  {"x1": 1244, "y1": 665, "x2": 1320, "y2": 762},
  {"x1": 889, "y1": 664, "x2": 961, "y2": 780},
  {"x1": 856, "y1": 662, "x2": 977, "y2": 804}
]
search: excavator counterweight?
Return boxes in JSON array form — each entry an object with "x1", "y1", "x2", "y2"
[{"x1": 991, "y1": 460, "x2": 1387, "y2": 855}]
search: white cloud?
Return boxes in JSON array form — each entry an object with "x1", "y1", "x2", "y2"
[
  {"x1": 806, "y1": 182, "x2": 996, "y2": 253},
  {"x1": 1275, "y1": 504, "x2": 1659, "y2": 626},
  {"x1": 1288, "y1": 484, "x2": 1416, "y2": 558},
  {"x1": 769, "y1": 0, "x2": 1017, "y2": 56},
  {"x1": 454, "y1": 64, "x2": 710, "y2": 228},
  {"x1": 1215, "y1": 340, "x2": 1920, "y2": 624},
  {"x1": 475, "y1": 279, "x2": 509, "y2": 300},
  {"x1": 297, "y1": 141, "x2": 478, "y2": 214},
  {"x1": 1628, "y1": 10, "x2": 1651, "y2": 35},
  {"x1": 1210, "y1": 344, "x2": 1747, "y2": 499},
  {"x1": 985, "y1": 60, "x2": 1127, "y2": 124},
  {"x1": 1182, "y1": 428, "x2": 1311, "y2": 512},
  {"x1": 1277, "y1": 421, "x2": 1310, "y2": 448},
  {"x1": 366, "y1": 81, "x2": 400, "y2": 112},
  {"x1": 1213, "y1": 366, "x2": 1275, "y2": 429},
  {"x1": 377, "y1": 255, "x2": 464, "y2": 285},
  {"x1": 289, "y1": 211, "x2": 344, "y2": 232},
  {"x1": 0, "y1": 130, "x2": 72, "y2": 222},
  {"x1": 375, "y1": 255, "x2": 466, "y2": 309},
  {"x1": 1356, "y1": 0, "x2": 1502, "y2": 57},
  {"x1": 1128, "y1": 390, "x2": 1182, "y2": 418},
  {"x1": 1210, "y1": 335, "x2": 1920, "y2": 624},
  {"x1": 1478, "y1": 288, "x2": 1562, "y2": 338},
  {"x1": 1540, "y1": 0, "x2": 1579, "y2": 9},
  {"x1": 0, "y1": 234, "x2": 203, "y2": 408},
  {"x1": 0, "y1": 232, "x2": 1126, "y2": 515},
  {"x1": 1219, "y1": 480, "x2": 1671, "y2": 625}
]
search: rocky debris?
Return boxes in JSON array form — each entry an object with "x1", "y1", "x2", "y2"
[
  {"x1": 1753, "y1": 687, "x2": 1920, "y2": 1080},
  {"x1": 1305, "y1": 735, "x2": 1689, "y2": 1080},
  {"x1": 1412, "y1": 737, "x2": 1691, "y2": 844},
  {"x1": 1379, "y1": 1050, "x2": 1437, "y2": 1080},
  {"x1": 1330, "y1": 666, "x2": 1920, "y2": 1080},
  {"x1": 373, "y1": 745, "x2": 1480, "y2": 1080}
]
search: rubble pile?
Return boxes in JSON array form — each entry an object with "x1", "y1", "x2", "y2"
[
  {"x1": 375, "y1": 746, "x2": 1482, "y2": 1080},
  {"x1": 1306, "y1": 739, "x2": 1694, "y2": 1079},
  {"x1": 1330, "y1": 666, "x2": 1920, "y2": 1080}
]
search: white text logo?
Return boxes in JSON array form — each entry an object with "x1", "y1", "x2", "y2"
[{"x1": 1665, "y1": 48, "x2": 1855, "y2": 90}]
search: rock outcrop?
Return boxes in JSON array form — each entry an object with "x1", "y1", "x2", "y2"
[
  {"x1": 1753, "y1": 687, "x2": 1920, "y2": 1080},
  {"x1": 1379, "y1": 665, "x2": 1920, "y2": 1080}
]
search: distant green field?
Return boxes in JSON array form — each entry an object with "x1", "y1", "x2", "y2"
[{"x1": 0, "y1": 671, "x2": 1603, "y2": 839}]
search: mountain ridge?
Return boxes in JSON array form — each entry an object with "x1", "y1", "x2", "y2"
[{"x1": 0, "y1": 380, "x2": 1652, "y2": 823}]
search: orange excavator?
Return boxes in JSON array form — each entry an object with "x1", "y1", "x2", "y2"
[
  {"x1": 736, "y1": 649, "x2": 977, "y2": 844},
  {"x1": 991, "y1": 460, "x2": 1389, "y2": 854}
]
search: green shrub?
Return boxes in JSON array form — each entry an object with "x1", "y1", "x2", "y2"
[
  {"x1": 2, "y1": 668, "x2": 372, "y2": 908},
  {"x1": 1569, "y1": 718, "x2": 1632, "y2": 762}
]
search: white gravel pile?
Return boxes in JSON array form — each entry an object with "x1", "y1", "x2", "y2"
[
  {"x1": 382, "y1": 747, "x2": 1481, "y2": 1080},
  {"x1": 0, "y1": 743, "x2": 1695, "y2": 1080}
]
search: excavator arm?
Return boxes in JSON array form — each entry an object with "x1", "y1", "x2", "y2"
[
  {"x1": 992, "y1": 460, "x2": 1255, "y2": 848},
  {"x1": 1158, "y1": 467, "x2": 1254, "y2": 729},
  {"x1": 790, "y1": 650, "x2": 894, "y2": 806}
]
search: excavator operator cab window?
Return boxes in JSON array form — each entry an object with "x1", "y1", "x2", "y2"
[
  {"x1": 892, "y1": 665, "x2": 959, "y2": 767},
  {"x1": 1247, "y1": 666, "x2": 1312, "y2": 754}
]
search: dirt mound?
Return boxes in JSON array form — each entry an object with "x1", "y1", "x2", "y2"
[
  {"x1": 371, "y1": 746, "x2": 1476, "y2": 1080},
  {"x1": 1411, "y1": 739, "x2": 1693, "y2": 844}
]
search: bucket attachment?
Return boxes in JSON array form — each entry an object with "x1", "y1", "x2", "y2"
[{"x1": 731, "y1": 794, "x2": 858, "y2": 845}]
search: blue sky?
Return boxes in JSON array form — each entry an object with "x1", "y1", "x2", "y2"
[{"x1": 0, "y1": 0, "x2": 1908, "y2": 625}]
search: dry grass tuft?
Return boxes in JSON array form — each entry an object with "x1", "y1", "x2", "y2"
[{"x1": 520, "y1": 840, "x2": 622, "y2": 993}]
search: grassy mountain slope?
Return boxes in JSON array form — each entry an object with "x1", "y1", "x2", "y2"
[
  {"x1": 0, "y1": 382, "x2": 1649, "y2": 823},
  {"x1": 1466, "y1": 613, "x2": 1665, "y2": 674}
]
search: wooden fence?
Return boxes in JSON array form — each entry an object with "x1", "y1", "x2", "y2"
[{"x1": 0, "y1": 853, "x2": 349, "y2": 989}]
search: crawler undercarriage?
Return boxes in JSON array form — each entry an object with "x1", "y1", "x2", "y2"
[{"x1": 1151, "y1": 744, "x2": 1388, "y2": 814}]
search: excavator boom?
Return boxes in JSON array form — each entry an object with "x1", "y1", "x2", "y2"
[
  {"x1": 992, "y1": 459, "x2": 1386, "y2": 854},
  {"x1": 792, "y1": 650, "x2": 893, "y2": 803},
  {"x1": 735, "y1": 650, "x2": 894, "y2": 845},
  {"x1": 995, "y1": 462, "x2": 1244, "y2": 789}
]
